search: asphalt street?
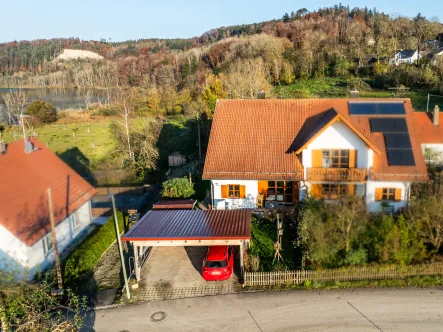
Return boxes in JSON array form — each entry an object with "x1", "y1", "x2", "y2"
[{"x1": 87, "y1": 287, "x2": 443, "y2": 332}]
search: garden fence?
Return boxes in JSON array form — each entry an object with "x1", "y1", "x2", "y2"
[{"x1": 243, "y1": 262, "x2": 443, "y2": 286}]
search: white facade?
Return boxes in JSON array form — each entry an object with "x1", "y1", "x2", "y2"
[
  {"x1": 390, "y1": 50, "x2": 420, "y2": 65},
  {"x1": 0, "y1": 200, "x2": 93, "y2": 280},
  {"x1": 211, "y1": 121, "x2": 411, "y2": 213}
]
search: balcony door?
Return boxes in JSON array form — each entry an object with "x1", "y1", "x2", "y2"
[{"x1": 267, "y1": 181, "x2": 294, "y2": 202}]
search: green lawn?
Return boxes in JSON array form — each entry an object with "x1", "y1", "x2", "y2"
[
  {"x1": 2, "y1": 120, "x2": 117, "y2": 176},
  {"x1": 271, "y1": 77, "x2": 443, "y2": 112}
]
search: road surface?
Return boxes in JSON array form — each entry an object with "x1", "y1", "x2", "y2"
[{"x1": 87, "y1": 287, "x2": 443, "y2": 331}]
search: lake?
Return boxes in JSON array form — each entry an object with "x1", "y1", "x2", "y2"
[{"x1": 0, "y1": 88, "x2": 108, "y2": 122}]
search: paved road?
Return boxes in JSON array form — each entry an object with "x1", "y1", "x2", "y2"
[{"x1": 87, "y1": 287, "x2": 443, "y2": 332}]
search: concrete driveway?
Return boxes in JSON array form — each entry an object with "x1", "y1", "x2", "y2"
[{"x1": 140, "y1": 246, "x2": 239, "y2": 289}]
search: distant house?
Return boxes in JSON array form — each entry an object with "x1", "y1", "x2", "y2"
[
  {"x1": 390, "y1": 50, "x2": 421, "y2": 65},
  {"x1": 0, "y1": 139, "x2": 97, "y2": 279},
  {"x1": 413, "y1": 106, "x2": 443, "y2": 165},
  {"x1": 203, "y1": 99, "x2": 428, "y2": 213}
]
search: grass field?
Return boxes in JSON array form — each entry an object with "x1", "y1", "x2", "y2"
[
  {"x1": 2, "y1": 119, "x2": 118, "y2": 176},
  {"x1": 271, "y1": 77, "x2": 443, "y2": 112}
]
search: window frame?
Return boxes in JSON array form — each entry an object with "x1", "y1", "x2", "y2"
[
  {"x1": 267, "y1": 181, "x2": 293, "y2": 202},
  {"x1": 381, "y1": 187, "x2": 396, "y2": 201},
  {"x1": 43, "y1": 232, "x2": 53, "y2": 256},
  {"x1": 322, "y1": 149, "x2": 349, "y2": 168},
  {"x1": 71, "y1": 210, "x2": 82, "y2": 230},
  {"x1": 227, "y1": 184, "x2": 241, "y2": 199},
  {"x1": 321, "y1": 184, "x2": 349, "y2": 199}
]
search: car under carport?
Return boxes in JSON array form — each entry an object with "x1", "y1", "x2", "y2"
[{"x1": 121, "y1": 209, "x2": 251, "y2": 282}]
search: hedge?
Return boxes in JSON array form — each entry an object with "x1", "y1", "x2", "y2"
[{"x1": 63, "y1": 212, "x2": 125, "y2": 288}]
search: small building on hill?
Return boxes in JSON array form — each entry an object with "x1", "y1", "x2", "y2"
[
  {"x1": 0, "y1": 138, "x2": 97, "y2": 279},
  {"x1": 389, "y1": 50, "x2": 421, "y2": 65}
]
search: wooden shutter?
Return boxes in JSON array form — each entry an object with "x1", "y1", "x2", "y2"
[
  {"x1": 394, "y1": 188, "x2": 402, "y2": 201},
  {"x1": 221, "y1": 185, "x2": 228, "y2": 198},
  {"x1": 311, "y1": 184, "x2": 322, "y2": 198},
  {"x1": 349, "y1": 150, "x2": 357, "y2": 168},
  {"x1": 258, "y1": 181, "x2": 268, "y2": 195},
  {"x1": 375, "y1": 188, "x2": 382, "y2": 201},
  {"x1": 348, "y1": 184, "x2": 356, "y2": 195},
  {"x1": 239, "y1": 185, "x2": 246, "y2": 199},
  {"x1": 312, "y1": 150, "x2": 322, "y2": 167}
]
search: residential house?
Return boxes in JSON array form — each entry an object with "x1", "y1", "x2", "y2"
[
  {"x1": 389, "y1": 50, "x2": 421, "y2": 65},
  {"x1": 413, "y1": 106, "x2": 443, "y2": 165},
  {"x1": 203, "y1": 99, "x2": 428, "y2": 213},
  {"x1": 0, "y1": 138, "x2": 97, "y2": 279}
]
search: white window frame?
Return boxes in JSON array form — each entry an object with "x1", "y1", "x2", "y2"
[
  {"x1": 71, "y1": 210, "x2": 82, "y2": 230},
  {"x1": 43, "y1": 232, "x2": 53, "y2": 255}
]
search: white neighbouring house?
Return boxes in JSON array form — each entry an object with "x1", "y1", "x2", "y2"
[
  {"x1": 203, "y1": 99, "x2": 429, "y2": 213},
  {"x1": 389, "y1": 49, "x2": 421, "y2": 65},
  {"x1": 0, "y1": 138, "x2": 97, "y2": 279}
]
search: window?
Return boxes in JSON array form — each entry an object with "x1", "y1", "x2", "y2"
[
  {"x1": 267, "y1": 181, "x2": 293, "y2": 202},
  {"x1": 228, "y1": 185, "x2": 240, "y2": 198},
  {"x1": 71, "y1": 211, "x2": 82, "y2": 230},
  {"x1": 382, "y1": 188, "x2": 395, "y2": 201},
  {"x1": 221, "y1": 184, "x2": 245, "y2": 199},
  {"x1": 43, "y1": 232, "x2": 53, "y2": 255},
  {"x1": 322, "y1": 150, "x2": 349, "y2": 168},
  {"x1": 322, "y1": 184, "x2": 349, "y2": 199}
]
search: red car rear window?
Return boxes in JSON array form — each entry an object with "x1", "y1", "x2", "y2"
[{"x1": 205, "y1": 260, "x2": 228, "y2": 268}]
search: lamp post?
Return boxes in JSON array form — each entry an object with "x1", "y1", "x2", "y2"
[{"x1": 109, "y1": 194, "x2": 130, "y2": 300}]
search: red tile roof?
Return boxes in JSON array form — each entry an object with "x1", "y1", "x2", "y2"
[
  {"x1": 203, "y1": 99, "x2": 428, "y2": 183},
  {"x1": 412, "y1": 112, "x2": 443, "y2": 144},
  {"x1": 152, "y1": 200, "x2": 196, "y2": 210},
  {"x1": 121, "y1": 209, "x2": 251, "y2": 241},
  {"x1": 0, "y1": 139, "x2": 97, "y2": 246}
]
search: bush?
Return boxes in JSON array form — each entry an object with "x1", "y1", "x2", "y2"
[
  {"x1": 63, "y1": 212, "x2": 124, "y2": 288},
  {"x1": 91, "y1": 106, "x2": 119, "y2": 116},
  {"x1": 161, "y1": 177, "x2": 195, "y2": 198},
  {"x1": 26, "y1": 100, "x2": 57, "y2": 124}
]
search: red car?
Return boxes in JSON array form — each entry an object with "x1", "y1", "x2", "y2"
[{"x1": 202, "y1": 246, "x2": 234, "y2": 281}]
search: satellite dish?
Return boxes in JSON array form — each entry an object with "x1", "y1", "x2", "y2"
[{"x1": 25, "y1": 140, "x2": 35, "y2": 153}]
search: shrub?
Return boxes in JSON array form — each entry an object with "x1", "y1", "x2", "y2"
[
  {"x1": 161, "y1": 177, "x2": 195, "y2": 198},
  {"x1": 91, "y1": 106, "x2": 118, "y2": 116},
  {"x1": 26, "y1": 100, "x2": 57, "y2": 124},
  {"x1": 63, "y1": 212, "x2": 124, "y2": 288},
  {"x1": 343, "y1": 247, "x2": 368, "y2": 266}
]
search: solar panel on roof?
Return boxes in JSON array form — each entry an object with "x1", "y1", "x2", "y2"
[
  {"x1": 369, "y1": 118, "x2": 407, "y2": 133},
  {"x1": 387, "y1": 149, "x2": 415, "y2": 166},
  {"x1": 377, "y1": 103, "x2": 406, "y2": 115},
  {"x1": 384, "y1": 133, "x2": 412, "y2": 149},
  {"x1": 349, "y1": 102, "x2": 406, "y2": 115}
]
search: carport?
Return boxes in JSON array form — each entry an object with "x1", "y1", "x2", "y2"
[{"x1": 121, "y1": 209, "x2": 251, "y2": 281}]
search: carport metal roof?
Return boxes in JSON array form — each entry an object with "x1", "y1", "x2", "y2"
[
  {"x1": 121, "y1": 209, "x2": 251, "y2": 246},
  {"x1": 152, "y1": 199, "x2": 196, "y2": 210}
]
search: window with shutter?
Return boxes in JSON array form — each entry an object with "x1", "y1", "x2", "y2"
[
  {"x1": 222, "y1": 184, "x2": 246, "y2": 199},
  {"x1": 376, "y1": 188, "x2": 400, "y2": 201}
]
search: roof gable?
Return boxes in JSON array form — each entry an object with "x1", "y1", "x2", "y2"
[{"x1": 0, "y1": 139, "x2": 96, "y2": 246}]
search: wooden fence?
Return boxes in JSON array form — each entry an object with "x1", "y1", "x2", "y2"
[{"x1": 243, "y1": 263, "x2": 443, "y2": 286}]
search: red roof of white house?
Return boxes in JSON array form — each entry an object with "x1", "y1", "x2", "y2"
[
  {"x1": 203, "y1": 99, "x2": 428, "y2": 183},
  {"x1": 0, "y1": 138, "x2": 97, "y2": 246}
]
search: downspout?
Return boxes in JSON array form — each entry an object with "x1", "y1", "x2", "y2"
[{"x1": 211, "y1": 181, "x2": 215, "y2": 210}]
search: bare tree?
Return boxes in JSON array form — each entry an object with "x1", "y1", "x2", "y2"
[
  {"x1": 2, "y1": 89, "x2": 28, "y2": 125},
  {"x1": 114, "y1": 91, "x2": 134, "y2": 162}
]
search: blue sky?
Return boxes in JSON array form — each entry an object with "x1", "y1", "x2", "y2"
[{"x1": 0, "y1": 1, "x2": 440, "y2": 42}]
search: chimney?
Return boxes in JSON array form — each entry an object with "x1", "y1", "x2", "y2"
[
  {"x1": 256, "y1": 91, "x2": 265, "y2": 99},
  {"x1": 433, "y1": 105, "x2": 440, "y2": 126}
]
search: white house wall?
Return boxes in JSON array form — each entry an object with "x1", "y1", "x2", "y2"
[
  {"x1": 0, "y1": 224, "x2": 29, "y2": 278},
  {"x1": 212, "y1": 180, "x2": 258, "y2": 209},
  {"x1": 0, "y1": 200, "x2": 93, "y2": 279},
  {"x1": 366, "y1": 181, "x2": 409, "y2": 213}
]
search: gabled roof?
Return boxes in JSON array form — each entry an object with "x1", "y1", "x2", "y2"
[
  {"x1": 203, "y1": 99, "x2": 428, "y2": 183},
  {"x1": 0, "y1": 139, "x2": 97, "y2": 246},
  {"x1": 397, "y1": 50, "x2": 417, "y2": 58}
]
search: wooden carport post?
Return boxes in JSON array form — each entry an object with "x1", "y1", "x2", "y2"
[
  {"x1": 239, "y1": 241, "x2": 244, "y2": 282},
  {"x1": 133, "y1": 243, "x2": 141, "y2": 281}
]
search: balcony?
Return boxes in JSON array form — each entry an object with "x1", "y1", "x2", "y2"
[{"x1": 306, "y1": 168, "x2": 368, "y2": 182}]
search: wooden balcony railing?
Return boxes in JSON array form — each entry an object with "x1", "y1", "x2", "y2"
[{"x1": 306, "y1": 168, "x2": 368, "y2": 182}]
